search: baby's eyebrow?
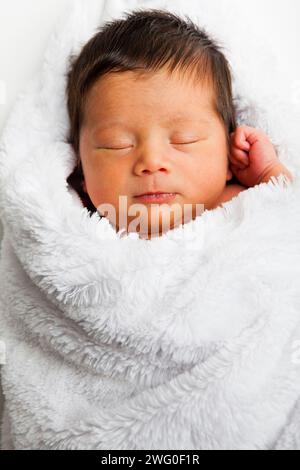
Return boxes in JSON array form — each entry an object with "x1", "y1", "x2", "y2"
[{"x1": 163, "y1": 116, "x2": 211, "y2": 125}]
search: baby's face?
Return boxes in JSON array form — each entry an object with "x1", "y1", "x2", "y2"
[{"x1": 79, "y1": 68, "x2": 232, "y2": 238}]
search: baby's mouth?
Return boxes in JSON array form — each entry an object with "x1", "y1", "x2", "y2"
[{"x1": 133, "y1": 193, "x2": 177, "y2": 204}]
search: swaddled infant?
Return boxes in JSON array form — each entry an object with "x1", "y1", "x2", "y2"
[{"x1": 66, "y1": 9, "x2": 292, "y2": 240}]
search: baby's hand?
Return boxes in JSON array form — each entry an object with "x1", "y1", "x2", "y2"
[{"x1": 229, "y1": 125, "x2": 284, "y2": 187}]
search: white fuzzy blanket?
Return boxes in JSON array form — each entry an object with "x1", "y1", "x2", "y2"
[{"x1": 1, "y1": 0, "x2": 300, "y2": 450}]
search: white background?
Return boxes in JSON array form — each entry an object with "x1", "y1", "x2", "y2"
[{"x1": 0, "y1": 0, "x2": 72, "y2": 132}]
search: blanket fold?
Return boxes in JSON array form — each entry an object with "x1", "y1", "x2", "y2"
[{"x1": 1, "y1": 0, "x2": 300, "y2": 450}]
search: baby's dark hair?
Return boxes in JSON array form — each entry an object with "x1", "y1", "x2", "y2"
[{"x1": 65, "y1": 8, "x2": 237, "y2": 212}]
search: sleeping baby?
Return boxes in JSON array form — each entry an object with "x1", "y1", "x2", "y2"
[{"x1": 66, "y1": 9, "x2": 293, "y2": 240}]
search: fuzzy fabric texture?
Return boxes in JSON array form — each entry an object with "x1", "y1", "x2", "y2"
[{"x1": 0, "y1": 0, "x2": 300, "y2": 450}]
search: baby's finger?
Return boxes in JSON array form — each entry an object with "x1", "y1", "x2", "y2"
[
  {"x1": 231, "y1": 127, "x2": 251, "y2": 151},
  {"x1": 230, "y1": 148, "x2": 249, "y2": 166}
]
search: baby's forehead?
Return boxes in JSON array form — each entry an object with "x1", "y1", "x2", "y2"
[
  {"x1": 87, "y1": 66, "x2": 215, "y2": 102},
  {"x1": 83, "y1": 75, "x2": 217, "y2": 129}
]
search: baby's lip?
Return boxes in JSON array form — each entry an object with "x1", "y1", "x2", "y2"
[
  {"x1": 133, "y1": 193, "x2": 178, "y2": 205},
  {"x1": 134, "y1": 191, "x2": 175, "y2": 197}
]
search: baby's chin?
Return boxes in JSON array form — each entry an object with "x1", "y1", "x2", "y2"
[
  {"x1": 118, "y1": 211, "x2": 199, "y2": 239},
  {"x1": 101, "y1": 199, "x2": 206, "y2": 238}
]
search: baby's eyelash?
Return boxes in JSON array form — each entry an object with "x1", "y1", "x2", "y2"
[
  {"x1": 97, "y1": 146, "x2": 132, "y2": 150},
  {"x1": 175, "y1": 140, "x2": 199, "y2": 145},
  {"x1": 97, "y1": 139, "x2": 201, "y2": 150}
]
